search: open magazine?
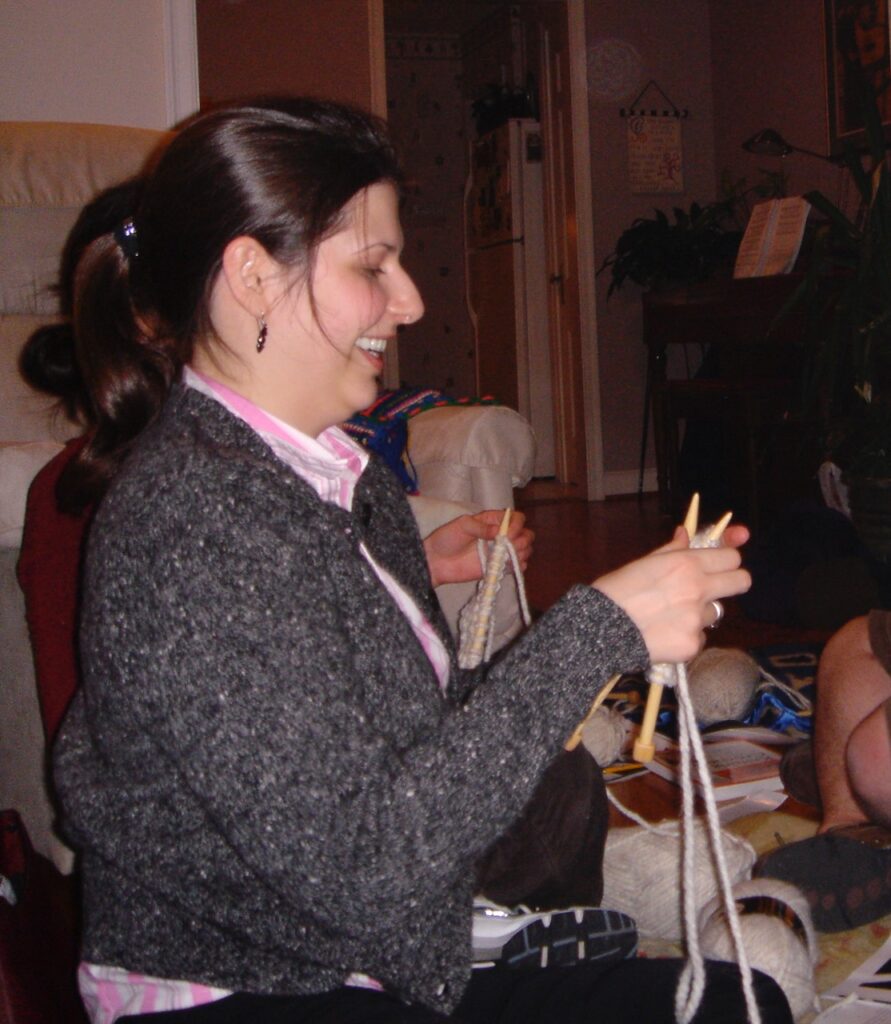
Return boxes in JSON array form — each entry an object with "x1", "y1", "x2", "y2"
[{"x1": 644, "y1": 731, "x2": 784, "y2": 801}]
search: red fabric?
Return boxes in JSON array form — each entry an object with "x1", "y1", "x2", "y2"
[
  {"x1": 0, "y1": 810, "x2": 87, "y2": 1024},
  {"x1": 16, "y1": 438, "x2": 91, "y2": 745}
]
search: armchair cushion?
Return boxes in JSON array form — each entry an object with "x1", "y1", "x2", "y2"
[
  {"x1": 0, "y1": 121, "x2": 167, "y2": 317},
  {"x1": 407, "y1": 404, "x2": 536, "y2": 510}
]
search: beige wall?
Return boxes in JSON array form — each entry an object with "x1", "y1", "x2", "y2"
[
  {"x1": 0, "y1": 0, "x2": 190, "y2": 128},
  {"x1": 197, "y1": 0, "x2": 376, "y2": 111},
  {"x1": 710, "y1": 0, "x2": 841, "y2": 213},
  {"x1": 586, "y1": 0, "x2": 717, "y2": 490},
  {"x1": 586, "y1": 1, "x2": 835, "y2": 492}
]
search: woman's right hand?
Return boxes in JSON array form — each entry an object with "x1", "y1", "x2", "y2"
[{"x1": 592, "y1": 526, "x2": 751, "y2": 665}]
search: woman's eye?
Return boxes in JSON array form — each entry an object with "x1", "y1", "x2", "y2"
[{"x1": 363, "y1": 265, "x2": 385, "y2": 277}]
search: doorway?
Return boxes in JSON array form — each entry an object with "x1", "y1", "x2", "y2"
[{"x1": 381, "y1": 0, "x2": 601, "y2": 497}]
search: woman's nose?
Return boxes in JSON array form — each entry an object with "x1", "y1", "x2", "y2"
[{"x1": 392, "y1": 271, "x2": 424, "y2": 325}]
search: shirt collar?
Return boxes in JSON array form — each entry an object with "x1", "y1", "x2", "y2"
[{"x1": 183, "y1": 366, "x2": 368, "y2": 507}]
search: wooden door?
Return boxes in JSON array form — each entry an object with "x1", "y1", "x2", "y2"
[{"x1": 518, "y1": 2, "x2": 589, "y2": 495}]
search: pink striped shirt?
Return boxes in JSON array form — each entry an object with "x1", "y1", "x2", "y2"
[{"x1": 78, "y1": 368, "x2": 450, "y2": 1021}]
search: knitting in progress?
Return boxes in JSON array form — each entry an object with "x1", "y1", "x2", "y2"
[
  {"x1": 458, "y1": 507, "x2": 532, "y2": 669},
  {"x1": 462, "y1": 494, "x2": 810, "y2": 1023}
]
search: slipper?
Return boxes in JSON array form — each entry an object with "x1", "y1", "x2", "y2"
[{"x1": 753, "y1": 823, "x2": 891, "y2": 932}]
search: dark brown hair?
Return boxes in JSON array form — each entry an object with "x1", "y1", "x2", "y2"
[
  {"x1": 19, "y1": 177, "x2": 144, "y2": 427},
  {"x1": 62, "y1": 97, "x2": 402, "y2": 511}
]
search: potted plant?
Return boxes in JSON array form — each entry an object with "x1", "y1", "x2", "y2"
[
  {"x1": 792, "y1": 81, "x2": 891, "y2": 560},
  {"x1": 598, "y1": 172, "x2": 786, "y2": 296}
]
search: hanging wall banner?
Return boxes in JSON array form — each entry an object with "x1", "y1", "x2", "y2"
[{"x1": 627, "y1": 115, "x2": 684, "y2": 193}]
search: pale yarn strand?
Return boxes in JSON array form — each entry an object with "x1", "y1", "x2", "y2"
[
  {"x1": 674, "y1": 662, "x2": 762, "y2": 1024},
  {"x1": 645, "y1": 520, "x2": 761, "y2": 1024},
  {"x1": 675, "y1": 662, "x2": 707, "y2": 1023}
]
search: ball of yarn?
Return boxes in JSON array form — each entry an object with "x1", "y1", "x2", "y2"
[
  {"x1": 687, "y1": 647, "x2": 760, "y2": 726},
  {"x1": 601, "y1": 820, "x2": 756, "y2": 940},
  {"x1": 580, "y1": 706, "x2": 627, "y2": 766},
  {"x1": 698, "y1": 877, "x2": 817, "y2": 1021}
]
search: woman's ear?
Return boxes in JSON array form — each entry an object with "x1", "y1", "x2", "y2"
[{"x1": 218, "y1": 236, "x2": 278, "y2": 317}]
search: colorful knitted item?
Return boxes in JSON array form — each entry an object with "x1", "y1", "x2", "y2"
[{"x1": 343, "y1": 388, "x2": 498, "y2": 493}]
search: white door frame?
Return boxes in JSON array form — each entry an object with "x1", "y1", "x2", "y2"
[
  {"x1": 566, "y1": 2, "x2": 604, "y2": 500},
  {"x1": 163, "y1": 0, "x2": 200, "y2": 126}
]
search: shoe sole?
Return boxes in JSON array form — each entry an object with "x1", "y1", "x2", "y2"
[
  {"x1": 480, "y1": 908, "x2": 638, "y2": 969},
  {"x1": 755, "y1": 832, "x2": 891, "y2": 932}
]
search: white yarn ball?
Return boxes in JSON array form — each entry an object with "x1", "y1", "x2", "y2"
[
  {"x1": 698, "y1": 878, "x2": 818, "y2": 1022},
  {"x1": 580, "y1": 706, "x2": 627, "y2": 766},
  {"x1": 687, "y1": 647, "x2": 761, "y2": 726},
  {"x1": 601, "y1": 820, "x2": 756, "y2": 940}
]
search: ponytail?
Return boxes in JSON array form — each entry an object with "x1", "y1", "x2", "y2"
[{"x1": 58, "y1": 233, "x2": 178, "y2": 513}]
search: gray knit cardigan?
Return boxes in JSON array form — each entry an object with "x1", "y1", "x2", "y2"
[{"x1": 53, "y1": 384, "x2": 649, "y2": 1014}]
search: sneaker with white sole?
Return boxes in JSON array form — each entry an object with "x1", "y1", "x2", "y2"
[{"x1": 472, "y1": 899, "x2": 638, "y2": 969}]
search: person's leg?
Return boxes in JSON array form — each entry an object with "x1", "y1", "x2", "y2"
[
  {"x1": 457, "y1": 959, "x2": 792, "y2": 1024},
  {"x1": 846, "y1": 697, "x2": 891, "y2": 827},
  {"x1": 756, "y1": 611, "x2": 891, "y2": 931},
  {"x1": 813, "y1": 614, "x2": 891, "y2": 830}
]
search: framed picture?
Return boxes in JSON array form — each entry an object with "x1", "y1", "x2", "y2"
[{"x1": 824, "y1": 0, "x2": 891, "y2": 153}]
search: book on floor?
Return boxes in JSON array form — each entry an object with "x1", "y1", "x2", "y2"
[{"x1": 644, "y1": 731, "x2": 784, "y2": 801}]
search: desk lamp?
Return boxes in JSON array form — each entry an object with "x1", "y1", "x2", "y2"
[{"x1": 742, "y1": 128, "x2": 843, "y2": 164}]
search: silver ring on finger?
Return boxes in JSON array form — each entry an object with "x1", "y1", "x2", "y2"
[{"x1": 707, "y1": 600, "x2": 724, "y2": 630}]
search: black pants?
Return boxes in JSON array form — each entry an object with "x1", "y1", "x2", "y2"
[{"x1": 121, "y1": 960, "x2": 792, "y2": 1024}]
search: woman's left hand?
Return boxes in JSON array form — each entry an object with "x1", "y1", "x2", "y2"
[{"x1": 424, "y1": 509, "x2": 534, "y2": 588}]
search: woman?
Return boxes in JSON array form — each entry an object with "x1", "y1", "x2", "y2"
[
  {"x1": 18, "y1": 173, "x2": 530, "y2": 744},
  {"x1": 54, "y1": 98, "x2": 787, "y2": 1023}
]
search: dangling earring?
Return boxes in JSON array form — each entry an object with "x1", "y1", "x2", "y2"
[{"x1": 256, "y1": 314, "x2": 268, "y2": 353}]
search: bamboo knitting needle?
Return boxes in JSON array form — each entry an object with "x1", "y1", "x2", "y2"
[
  {"x1": 707, "y1": 510, "x2": 733, "y2": 543},
  {"x1": 564, "y1": 672, "x2": 622, "y2": 751},
  {"x1": 632, "y1": 493, "x2": 702, "y2": 764}
]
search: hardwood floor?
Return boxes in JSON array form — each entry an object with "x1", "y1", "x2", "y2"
[{"x1": 514, "y1": 488, "x2": 832, "y2": 654}]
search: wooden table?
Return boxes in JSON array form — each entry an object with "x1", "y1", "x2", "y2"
[{"x1": 640, "y1": 275, "x2": 808, "y2": 524}]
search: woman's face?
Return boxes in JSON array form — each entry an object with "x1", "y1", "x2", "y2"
[{"x1": 270, "y1": 182, "x2": 424, "y2": 435}]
